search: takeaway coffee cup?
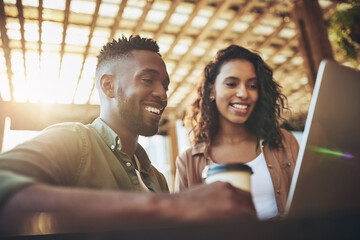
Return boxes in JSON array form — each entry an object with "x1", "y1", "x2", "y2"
[{"x1": 202, "y1": 163, "x2": 253, "y2": 192}]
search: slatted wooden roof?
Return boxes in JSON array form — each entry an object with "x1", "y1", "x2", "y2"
[{"x1": 0, "y1": 0, "x2": 359, "y2": 129}]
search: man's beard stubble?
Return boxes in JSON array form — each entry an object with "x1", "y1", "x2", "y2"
[{"x1": 116, "y1": 89, "x2": 159, "y2": 137}]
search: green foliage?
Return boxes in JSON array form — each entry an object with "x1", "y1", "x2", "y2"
[{"x1": 328, "y1": 4, "x2": 360, "y2": 61}]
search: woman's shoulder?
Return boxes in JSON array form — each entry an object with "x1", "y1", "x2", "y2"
[
  {"x1": 279, "y1": 128, "x2": 297, "y2": 142},
  {"x1": 177, "y1": 142, "x2": 208, "y2": 164},
  {"x1": 279, "y1": 128, "x2": 300, "y2": 158},
  {"x1": 180, "y1": 142, "x2": 207, "y2": 156}
]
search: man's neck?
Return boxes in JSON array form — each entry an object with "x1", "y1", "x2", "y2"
[
  {"x1": 118, "y1": 133, "x2": 138, "y2": 158},
  {"x1": 100, "y1": 115, "x2": 139, "y2": 158}
]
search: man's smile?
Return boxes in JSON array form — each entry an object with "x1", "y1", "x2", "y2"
[{"x1": 144, "y1": 105, "x2": 163, "y2": 115}]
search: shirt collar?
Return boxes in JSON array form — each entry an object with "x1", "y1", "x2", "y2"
[
  {"x1": 191, "y1": 142, "x2": 209, "y2": 157},
  {"x1": 90, "y1": 117, "x2": 151, "y2": 171},
  {"x1": 91, "y1": 118, "x2": 122, "y2": 151}
]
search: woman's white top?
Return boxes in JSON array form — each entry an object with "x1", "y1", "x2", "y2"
[{"x1": 246, "y1": 152, "x2": 278, "y2": 220}]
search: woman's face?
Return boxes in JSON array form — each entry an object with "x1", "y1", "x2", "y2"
[{"x1": 212, "y1": 59, "x2": 259, "y2": 126}]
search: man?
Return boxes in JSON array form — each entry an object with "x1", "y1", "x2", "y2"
[{"x1": 0, "y1": 35, "x2": 256, "y2": 235}]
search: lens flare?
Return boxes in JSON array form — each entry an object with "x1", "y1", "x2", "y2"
[{"x1": 309, "y1": 146, "x2": 355, "y2": 159}]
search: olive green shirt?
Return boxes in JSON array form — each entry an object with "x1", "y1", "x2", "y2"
[{"x1": 0, "y1": 118, "x2": 169, "y2": 207}]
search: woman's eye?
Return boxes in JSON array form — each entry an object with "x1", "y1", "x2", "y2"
[
  {"x1": 225, "y1": 82, "x2": 236, "y2": 87},
  {"x1": 248, "y1": 84, "x2": 258, "y2": 89}
]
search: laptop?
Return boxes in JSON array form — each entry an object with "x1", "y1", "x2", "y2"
[{"x1": 285, "y1": 59, "x2": 360, "y2": 218}]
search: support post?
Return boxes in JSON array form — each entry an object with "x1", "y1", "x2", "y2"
[
  {"x1": 0, "y1": 103, "x2": 6, "y2": 153},
  {"x1": 167, "y1": 119, "x2": 179, "y2": 191},
  {"x1": 292, "y1": 0, "x2": 334, "y2": 89}
]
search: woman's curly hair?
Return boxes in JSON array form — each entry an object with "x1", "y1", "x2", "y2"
[{"x1": 186, "y1": 45, "x2": 287, "y2": 149}]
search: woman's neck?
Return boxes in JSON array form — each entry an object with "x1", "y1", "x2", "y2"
[{"x1": 213, "y1": 121, "x2": 255, "y2": 145}]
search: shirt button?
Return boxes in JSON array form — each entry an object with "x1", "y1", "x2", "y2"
[
  {"x1": 110, "y1": 145, "x2": 115, "y2": 151},
  {"x1": 268, "y1": 164, "x2": 272, "y2": 168},
  {"x1": 126, "y1": 162, "x2": 132, "y2": 167}
]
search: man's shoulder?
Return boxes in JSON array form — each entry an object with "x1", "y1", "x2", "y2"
[
  {"x1": 43, "y1": 122, "x2": 92, "y2": 134},
  {"x1": 34, "y1": 122, "x2": 93, "y2": 143},
  {"x1": 46, "y1": 122, "x2": 89, "y2": 130}
]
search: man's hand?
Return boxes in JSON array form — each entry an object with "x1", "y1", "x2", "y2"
[
  {"x1": 158, "y1": 182, "x2": 257, "y2": 225},
  {"x1": 0, "y1": 182, "x2": 256, "y2": 235}
]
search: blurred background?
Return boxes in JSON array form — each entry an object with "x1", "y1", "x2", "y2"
[{"x1": 0, "y1": 0, "x2": 359, "y2": 190}]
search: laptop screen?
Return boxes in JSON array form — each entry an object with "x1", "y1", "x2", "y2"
[{"x1": 285, "y1": 60, "x2": 360, "y2": 217}]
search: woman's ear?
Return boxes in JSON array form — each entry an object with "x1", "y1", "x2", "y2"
[
  {"x1": 209, "y1": 84, "x2": 215, "y2": 101},
  {"x1": 100, "y1": 74, "x2": 116, "y2": 98}
]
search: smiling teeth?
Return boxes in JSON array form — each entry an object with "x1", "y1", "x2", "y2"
[
  {"x1": 145, "y1": 106, "x2": 162, "y2": 114},
  {"x1": 232, "y1": 104, "x2": 247, "y2": 110}
]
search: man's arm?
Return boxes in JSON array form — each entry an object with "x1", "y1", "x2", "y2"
[{"x1": 0, "y1": 182, "x2": 256, "y2": 235}]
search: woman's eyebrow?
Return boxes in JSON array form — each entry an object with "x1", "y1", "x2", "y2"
[
  {"x1": 224, "y1": 76, "x2": 257, "y2": 81},
  {"x1": 247, "y1": 77, "x2": 258, "y2": 82},
  {"x1": 224, "y1": 76, "x2": 240, "y2": 81}
]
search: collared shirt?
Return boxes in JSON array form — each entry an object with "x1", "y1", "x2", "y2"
[
  {"x1": 0, "y1": 118, "x2": 168, "y2": 207},
  {"x1": 174, "y1": 128, "x2": 299, "y2": 217}
]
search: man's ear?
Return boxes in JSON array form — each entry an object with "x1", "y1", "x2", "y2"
[{"x1": 100, "y1": 74, "x2": 116, "y2": 98}]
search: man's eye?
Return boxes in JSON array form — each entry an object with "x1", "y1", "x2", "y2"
[{"x1": 142, "y1": 79, "x2": 153, "y2": 84}]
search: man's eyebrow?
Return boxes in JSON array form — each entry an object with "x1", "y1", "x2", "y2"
[
  {"x1": 139, "y1": 69, "x2": 160, "y2": 75},
  {"x1": 139, "y1": 68, "x2": 170, "y2": 85}
]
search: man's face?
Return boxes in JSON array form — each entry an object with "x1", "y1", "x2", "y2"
[{"x1": 113, "y1": 50, "x2": 169, "y2": 136}]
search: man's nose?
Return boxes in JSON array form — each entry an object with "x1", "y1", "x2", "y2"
[{"x1": 152, "y1": 83, "x2": 167, "y2": 102}]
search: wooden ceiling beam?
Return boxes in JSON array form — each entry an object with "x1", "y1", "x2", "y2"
[
  {"x1": 0, "y1": 0, "x2": 14, "y2": 101},
  {"x1": 59, "y1": 0, "x2": 71, "y2": 78},
  {"x1": 256, "y1": 20, "x2": 288, "y2": 50},
  {"x1": 0, "y1": 102, "x2": 99, "y2": 131},
  {"x1": 108, "y1": 0, "x2": 127, "y2": 41},
  {"x1": 16, "y1": 0, "x2": 27, "y2": 94},
  {"x1": 291, "y1": 1, "x2": 336, "y2": 89},
  {"x1": 272, "y1": 2, "x2": 337, "y2": 82},
  {"x1": 162, "y1": 0, "x2": 208, "y2": 61},
  {"x1": 153, "y1": 0, "x2": 183, "y2": 41},
  {"x1": 265, "y1": 35, "x2": 298, "y2": 65},
  {"x1": 72, "y1": 0, "x2": 102, "y2": 103},
  {"x1": 132, "y1": 0, "x2": 154, "y2": 36},
  {"x1": 38, "y1": 0, "x2": 43, "y2": 63},
  {"x1": 233, "y1": 2, "x2": 279, "y2": 47},
  {"x1": 168, "y1": 0, "x2": 233, "y2": 100},
  {"x1": 169, "y1": 0, "x2": 257, "y2": 109},
  {"x1": 169, "y1": 0, "x2": 232, "y2": 78}
]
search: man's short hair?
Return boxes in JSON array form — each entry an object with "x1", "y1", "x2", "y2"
[{"x1": 95, "y1": 35, "x2": 161, "y2": 81}]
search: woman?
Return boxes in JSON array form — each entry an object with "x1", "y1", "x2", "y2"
[{"x1": 175, "y1": 45, "x2": 299, "y2": 220}]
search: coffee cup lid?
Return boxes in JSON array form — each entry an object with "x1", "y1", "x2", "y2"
[{"x1": 207, "y1": 163, "x2": 253, "y2": 177}]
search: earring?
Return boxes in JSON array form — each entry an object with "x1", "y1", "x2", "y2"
[{"x1": 209, "y1": 95, "x2": 215, "y2": 102}]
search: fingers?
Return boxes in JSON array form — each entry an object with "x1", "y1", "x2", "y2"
[{"x1": 175, "y1": 181, "x2": 257, "y2": 223}]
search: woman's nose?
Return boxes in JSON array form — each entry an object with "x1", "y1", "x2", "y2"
[{"x1": 236, "y1": 84, "x2": 248, "y2": 99}]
